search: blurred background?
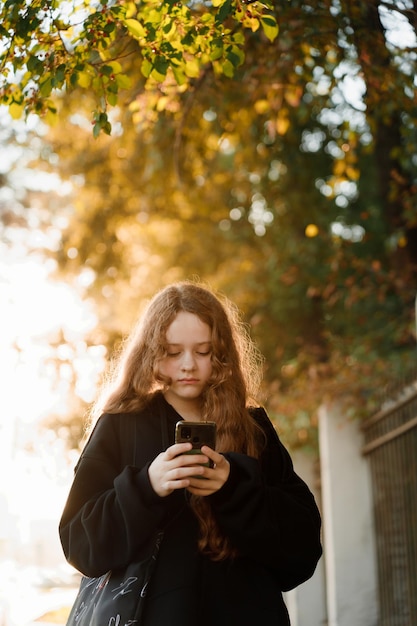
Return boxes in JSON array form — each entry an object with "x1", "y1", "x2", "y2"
[{"x1": 1, "y1": 1, "x2": 416, "y2": 624}]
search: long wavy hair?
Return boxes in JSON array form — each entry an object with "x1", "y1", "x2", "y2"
[{"x1": 91, "y1": 281, "x2": 265, "y2": 560}]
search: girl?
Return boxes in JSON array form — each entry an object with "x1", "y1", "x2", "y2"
[{"x1": 60, "y1": 282, "x2": 322, "y2": 626}]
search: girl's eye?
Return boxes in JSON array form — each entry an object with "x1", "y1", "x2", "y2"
[
  {"x1": 167, "y1": 352, "x2": 181, "y2": 357},
  {"x1": 197, "y1": 350, "x2": 211, "y2": 356}
]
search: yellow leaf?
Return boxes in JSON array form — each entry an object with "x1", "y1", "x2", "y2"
[
  {"x1": 184, "y1": 59, "x2": 200, "y2": 78},
  {"x1": 44, "y1": 107, "x2": 58, "y2": 126},
  {"x1": 124, "y1": 18, "x2": 146, "y2": 39},
  {"x1": 261, "y1": 16, "x2": 279, "y2": 42},
  {"x1": 150, "y1": 68, "x2": 166, "y2": 82},
  {"x1": 9, "y1": 102, "x2": 24, "y2": 120},
  {"x1": 243, "y1": 16, "x2": 260, "y2": 32},
  {"x1": 141, "y1": 59, "x2": 152, "y2": 78},
  {"x1": 77, "y1": 71, "x2": 91, "y2": 88},
  {"x1": 124, "y1": 2, "x2": 137, "y2": 18},
  {"x1": 148, "y1": 9, "x2": 163, "y2": 24},
  {"x1": 108, "y1": 61, "x2": 123, "y2": 74},
  {"x1": 212, "y1": 0, "x2": 226, "y2": 6}
]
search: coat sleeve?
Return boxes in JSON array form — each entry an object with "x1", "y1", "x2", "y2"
[
  {"x1": 209, "y1": 408, "x2": 322, "y2": 591},
  {"x1": 59, "y1": 413, "x2": 181, "y2": 578}
]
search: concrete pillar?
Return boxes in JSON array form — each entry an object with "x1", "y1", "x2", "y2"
[
  {"x1": 285, "y1": 451, "x2": 327, "y2": 626},
  {"x1": 319, "y1": 400, "x2": 378, "y2": 626}
]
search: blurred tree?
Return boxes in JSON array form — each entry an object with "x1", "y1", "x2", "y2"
[{"x1": 5, "y1": 0, "x2": 416, "y2": 449}]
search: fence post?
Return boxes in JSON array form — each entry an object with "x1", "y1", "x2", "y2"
[
  {"x1": 319, "y1": 400, "x2": 378, "y2": 626},
  {"x1": 284, "y1": 451, "x2": 327, "y2": 626}
]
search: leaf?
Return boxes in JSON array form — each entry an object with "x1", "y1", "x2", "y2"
[
  {"x1": 107, "y1": 92, "x2": 118, "y2": 106},
  {"x1": 27, "y1": 55, "x2": 44, "y2": 76},
  {"x1": 154, "y1": 56, "x2": 169, "y2": 76},
  {"x1": 93, "y1": 112, "x2": 112, "y2": 137},
  {"x1": 216, "y1": 0, "x2": 233, "y2": 24},
  {"x1": 172, "y1": 65, "x2": 186, "y2": 85},
  {"x1": 116, "y1": 73, "x2": 132, "y2": 89},
  {"x1": 227, "y1": 45, "x2": 244, "y2": 67},
  {"x1": 124, "y1": 18, "x2": 146, "y2": 39},
  {"x1": 9, "y1": 101, "x2": 24, "y2": 119},
  {"x1": 108, "y1": 61, "x2": 123, "y2": 74},
  {"x1": 44, "y1": 106, "x2": 58, "y2": 126},
  {"x1": 55, "y1": 64, "x2": 66, "y2": 84},
  {"x1": 77, "y1": 71, "x2": 92, "y2": 88},
  {"x1": 147, "y1": 9, "x2": 163, "y2": 25},
  {"x1": 261, "y1": 15, "x2": 279, "y2": 42},
  {"x1": 222, "y1": 59, "x2": 235, "y2": 78},
  {"x1": 141, "y1": 58, "x2": 152, "y2": 78},
  {"x1": 184, "y1": 59, "x2": 200, "y2": 78},
  {"x1": 245, "y1": 17, "x2": 260, "y2": 32},
  {"x1": 150, "y1": 67, "x2": 167, "y2": 82},
  {"x1": 210, "y1": 45, "x2": 223, "y2": 62},
  {"x1": 39, "y1": 76, "x2": 53, "y2": 97}
]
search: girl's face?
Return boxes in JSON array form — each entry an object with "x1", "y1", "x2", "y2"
[{"x1": 158, "y1": 311, "x2": 213, "y2": 419}]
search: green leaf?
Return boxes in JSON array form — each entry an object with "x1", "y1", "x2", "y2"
[
  {"x1": 27, "y1": 55, "x2": 44, "y2": 76},
  {"x1": 216, "y1": 0, "x2": 232, "y2": 24},
  {"x1": 226, "y1": 47, "x2": 244, "y2": 68},
  {"x1": 93, "y1": 112, "x2": 112, "y2": 137},
  {"x1": 172, "y1": 65, "x2": 186, "y2": 85},
  {"x1": 154, "y1": 56, "x2": 169, "y2": 76},
  {"x1": 101, "y1": 64, "x2": 114, "y2": 76},
  {"x1": 222, "y1": 59, "x2": 235, "y2": 78},
  {"x1": 210, "y1": 45, "x2": 223, "y2": 62},
  {"x1": 56, "y1": 63, "x2": 66, "y2": 83},
  {"x1": 39, "y1": 76, "x2": 53, "y2": 97},
  {"x1": 107, "y1": 92, "x2": 118, "y2": 106},
  {"x1": 261, "y1": 15, "x2": 279, "y2": 42},
  {"x1": 116, "y1": 73, "x2": 132, "y2": 89}
]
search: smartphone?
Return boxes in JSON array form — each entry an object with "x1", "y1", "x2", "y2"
[{"x1": 175, "y1": 421, "x2": 216, "y2": 469}]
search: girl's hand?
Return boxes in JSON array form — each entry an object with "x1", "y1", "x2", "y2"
[
  {"x1": 148, "y1": 443, "x2": 211, "y2": 497},
  {"x1": 186, "y1": 446, "x2": 230, "y2": 497}
]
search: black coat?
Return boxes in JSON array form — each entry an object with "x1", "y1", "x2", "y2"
[{"x1": 60, "y1": 393, "x2": 322, "y2": 626}]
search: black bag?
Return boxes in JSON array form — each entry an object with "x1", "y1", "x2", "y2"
[
  {"x1": 65, "y1": 529, "x2": 164, "y2": 625},
  {"x1": 66, "y1": 395, "x2": 170, "y2": 626}
]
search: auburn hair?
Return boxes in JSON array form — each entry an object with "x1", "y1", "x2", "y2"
[{"x1": 90, "y1": 281, "x2": 265, "y2": 560}]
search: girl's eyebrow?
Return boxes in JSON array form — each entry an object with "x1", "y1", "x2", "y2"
[{"x1": 166, "y1": 341, "x2": 212, "y2": 346}]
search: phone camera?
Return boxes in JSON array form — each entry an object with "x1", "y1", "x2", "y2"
[{"x1": 181, "y1": 427, "x2": 192, "y2": 439}]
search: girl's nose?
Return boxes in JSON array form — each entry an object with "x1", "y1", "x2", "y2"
[{"x1": 181, "y1": 351, "x2": 196, "y2": 370}]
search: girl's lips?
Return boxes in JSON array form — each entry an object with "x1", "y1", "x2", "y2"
[{"x1": 179, "y1": 378, "x2": 199, "y2": 383}]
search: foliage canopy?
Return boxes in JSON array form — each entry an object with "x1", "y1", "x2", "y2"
[
  {"x1": 0, "y1": 0, "x2": 278, "y2": 135},
  {"x1": 1, "y1": 0, "x2": 417, "y2": 449}
]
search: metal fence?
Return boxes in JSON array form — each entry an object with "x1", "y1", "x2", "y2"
[{"x1": 362, "y1": 381, "x2": 417, "y2": 626}]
